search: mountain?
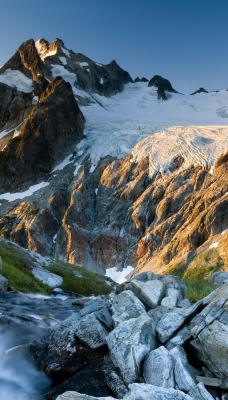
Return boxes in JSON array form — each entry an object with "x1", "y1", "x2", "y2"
[{"x1": 0, "y1": 38, "x2": 227, "y2": 282}]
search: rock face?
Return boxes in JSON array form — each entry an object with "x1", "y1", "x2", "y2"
[
  {"x1": 148, "y1": 75, "x2": 178, "y2": 99},
  {"x1": 0, "y1": 77, "x2": 84, "y2": 192},
  {"x1": 191, "y1": 87, "x2": 209, "y2": 95},
  {"x1": 34, "y1": 37, "x2": 133, "y2": 98},
  {"x1": 29, "y1": 274, "x2": 228, "y2": 399}
]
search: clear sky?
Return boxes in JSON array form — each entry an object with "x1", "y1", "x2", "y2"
[{"x1": 0, "y1": 0, "x2": 228, "y2": 93}]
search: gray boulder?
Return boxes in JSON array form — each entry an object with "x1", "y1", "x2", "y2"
[
  {"x1": 107, "y1": 314, "x2": 157, "y2": 384},
  {"x1": 190, "y1": 283, "x2": 228, "y2": 379},
  {"x1": 143, "y1": 346, "x2": 175, "y2": 388},
  {"x1": 0, "y1": 275, "x2": 8, "y2": 291},
  {"x1": 109, "y1": 290, "x2": 146, "y2": 326},
  {"x1": 170, "y1": 346, "x2": 196, "y2": 392},
  {"x1": 209, "y1": 271, "x2": 228, "y2": 285},
  {"x1": 124, "y1": 383, "x2": 193, "y2": 400},
  {"x1": 188, "y1": 383, "x2": 215, "y2": 400},
  {"x1": 56, "y1": 392, "x2": 115, "y2": 400},
  {"x1": 129, "y1": 279, "x2": 165, "y2": 308},
  {"x1": 156, "y1": 300, "x2": 202, "y2": 343},
  {"x1": 29, "y1": 298, "x2": 112, "y2": 377}
]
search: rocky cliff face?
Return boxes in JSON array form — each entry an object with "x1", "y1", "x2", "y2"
[{"x1": 0, "y1": 76, "x2": 85, "y2": 193}]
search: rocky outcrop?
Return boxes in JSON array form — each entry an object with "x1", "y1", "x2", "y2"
[
  {"x1": 0, "y1": 145, "x2": 227, "y2": 276},
  {"x1": 0, "y1": 77, "x2": 84, "y2": 192},
  {"x1": 29, "y1": 274, "x2": 228, "y2": 399},
  {"x1": 35, "y1": 38, "x2": 133, "y2": 98},
  {"x1": 0, "y1": 83, "x2": 33, "y2": 134},
  {"x1": 191, "y1": 87, "x2": 209, "y2": 95},
  {"x1": 0, "y1": 38, "x2": 49, "y2": 95},
  {"x1": 148, "y1": 75, "x2": 178, "y2": 100}
]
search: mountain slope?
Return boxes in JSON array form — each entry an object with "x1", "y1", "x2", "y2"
[{"x1": 0, "y1": 37, "x2": 227, "y2": 281}]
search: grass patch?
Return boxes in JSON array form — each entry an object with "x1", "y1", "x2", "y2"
[
  {"x1": 0, "y1": 242, "x2": 51, "y2": 294},
  {"x1": 47, "y1": 261, "x2": 113, "y2": 296},
  {"x1": 163, "y1": 249, "x2": 223, "y2": 302},
  {"x1": 183, "y1": 277, "x2": 217, "y2": 303}
]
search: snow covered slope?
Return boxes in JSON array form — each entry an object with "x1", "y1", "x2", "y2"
[{"x1": 56, "y1": 82, "x2": 228, "y2": 174}]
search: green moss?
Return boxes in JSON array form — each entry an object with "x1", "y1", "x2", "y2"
[
  {"x1": 47, "y1": 261, "x2": 113, "y2": 296},
  {"x1": 0, "y1": 243, "x2": 51, "y2": 294},
  {"x1": 0, "y1": 240, "x2": 113, "y2": 296},
  {"x1": 163, "y1": 249, "x2": 223, "y2": 303},
  {"x1": 183, "y1": 277, "x2": 217, "y2": 303}
]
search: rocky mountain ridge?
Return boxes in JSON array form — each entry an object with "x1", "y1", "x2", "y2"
[{"x1": 0, "y1": 37, "x2": 227, "y2": 281}]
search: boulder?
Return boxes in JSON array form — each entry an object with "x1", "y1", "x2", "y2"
[
  {"x1": 143, "y1": 346, "x2": 175, "y2": 388},
  {"x1": 29, "y1": 298, "x2": 112, "y2": 378},
  {"x1": 170, "y1": 346, "x2": 196, "y2": 392},
  {"x1": 109, "y1": 290, "x2": 146, "y2": 326},
  {"x1": 56, "y1": 392, "x2": 115, "y2": 400},
  {"x1": 107, "y1": 314, "x2": 157, "y2": 384},
  {"x1": 156, "y1": 300, "x2": 202, "y2": 343},
  {"x1": 188, "y1": 383, "x2": 215, "y2": 400},
  {"x1": 0, "y1": 275, "x2": 8, "y2": 291},
  {"x1": 190, "y1": 283, "x2": 228, "y2": 379},
  {"x1": 143, "y1": 345, "x2": 196, "y2": 392},
  {"x1": 124, "y1": 383, "x2": 193, "y2": 400},
  {"x1": 129, "y1": 279, "x2": 165, "y2": 308},
  {"x1": 47, "y1": 355, "x2": 127, "y2": 399},
  {"x1": 209, "y1": 271, "x2": 228, "y2": 285}
]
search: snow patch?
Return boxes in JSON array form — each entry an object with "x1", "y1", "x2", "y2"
[
  {"x1": 0, "y1": 69, "x2": 33, "y2": 93},
  {"x1": 78, "y1": 61, "x2": 89, "y2": 68},
  {"x1": 32, "y1": 268, "x2": 63, "y2": 288},
  {"x1": 0, "y1": 182, "x2": 49, "y2": 201},
  {"x1": 106, "y1": 265, "x2": 134, "y2": 284},
  {"x1": 62, "y1": 47, "x2": 70, "y2": 57},
  {"x1": 51, "y1": 64, "x2": 76, "y2": 85},
  {"x1": 209, "y1": 242, "x2": 219, "y2": 249},
  {"x1": 52, "y1": 154, "x2": 73, "y2": 172},
  {"x1": 59, "y1": 56, "x2": 67, "y2": 65}
]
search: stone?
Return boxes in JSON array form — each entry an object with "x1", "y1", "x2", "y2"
[
  {"x1": 188, "y1": 383, "x2": 215, "y2": 400},
  {"x1": 130, "y1": 279, "x2": 165, "y2": 309},
  {"x1": 143, "y1": 346, "x2": 175, "y2": 388},
  {"x1": 124, "y1": 383, "x2": 193, "y2": 400},
  {"x1": 161, "y1": 288, "x2": 180, "y2": 308},
  {"x1": 0, "y1": 275, "x2": 8, "y2": 291},
  {"x1": 190, "y1": 284, "x2": 228, "y2": 379},
  {"x1": 107, "y1": 314, "x2": 157, "y2": 384},
  {"x1": 29, "y1": 309, "x2": 109, "y2": 378},
  {"x1": 170, "y1": 346, "x2": 196, "y2": 392},
  {"x1": 47, "y1": 355, "x2": 128, "y2": 399},
  {"x1": 166, "y1": 326, "x2": 192, "y2": 350},
  {"x1": 156, "y1": 301, "x2": 202, "y2": 343},
  {"x1": 209, "y1": 271, "x2": 228, "y2": 285},
  {"x1": 56, "y1": 392, "x2": 115, "y2": 400},
  {"x1": 109, "y1": 290, "x2": 146, "y2": 326}
]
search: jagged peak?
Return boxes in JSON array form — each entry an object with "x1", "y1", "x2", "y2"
[{"x1": 191, "y1": 87, "x2": 209, "y2": 95}]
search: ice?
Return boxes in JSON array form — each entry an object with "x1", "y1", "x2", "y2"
[
  {"x1": 0, "y1": 69, "x2": 33, "y2": 93},
  {"x1": 106, "y1": 265, "x2": 134, "y2": 284},
  {"x1": 0, "y1": 182, "x2": 49, "y2": 201},
  {"x1": 75, "y1": 82, "x2": 228, "y2": 174}
]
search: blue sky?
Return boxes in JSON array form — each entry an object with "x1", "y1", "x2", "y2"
[{"x1": 0, "y1": 0, "x2": 228, "y2": 93}]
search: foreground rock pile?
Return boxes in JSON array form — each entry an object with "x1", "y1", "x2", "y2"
[{"x1": 29, "y1": 273, "x2": 228, "y2": 400}]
